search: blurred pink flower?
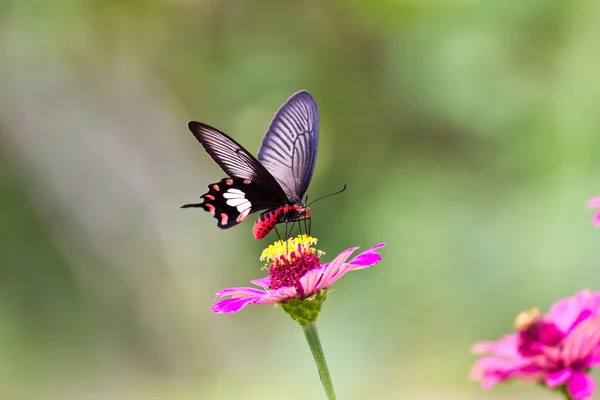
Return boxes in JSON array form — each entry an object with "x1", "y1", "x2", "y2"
[
  {"x1": 587, "y1": 197, "x2": 600, "y2": 227},
  {"x1": 212, "y1": 236, "x2": 384, "y2": 314},
  {"x1": 471, "y1": 290, "x2": 600, "y2": 400}
]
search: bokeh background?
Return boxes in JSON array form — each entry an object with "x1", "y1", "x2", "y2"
[{"x1": 1, "y1": 0, "x2": 599, "y2": 399}]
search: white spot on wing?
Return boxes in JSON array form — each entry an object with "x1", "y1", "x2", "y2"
[
  {"x1": 236, "y1": 207, "x2": 252, "y2": 222},
  {"x1": 223, "y1": 188, "x2": 252, "y2": 215},
  {"x1": 223, "y1": 189, "x2": 246, "y2": 199},
  {"x1": 237, "y1": 202, "x2": 252, "y2": 212},
  {"x1": 226, "y1": 198, "x2": 247, "y2": 207}
]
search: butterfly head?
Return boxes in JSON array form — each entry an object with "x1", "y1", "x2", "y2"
[{"x1": 292, "y1": 203, "x2": 310, "y2": 219}]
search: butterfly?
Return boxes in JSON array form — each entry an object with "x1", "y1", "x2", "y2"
[{"x1": 181, "y1": 90, "x2": 319, "y2": 240}]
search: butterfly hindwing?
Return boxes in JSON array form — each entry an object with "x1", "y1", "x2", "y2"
[
  {"x1": 181, "y1": 178, "x2": 282, "y2": 229},
  {"x1": 257, "y1": 90, "x2": 319, "y2": 203}
]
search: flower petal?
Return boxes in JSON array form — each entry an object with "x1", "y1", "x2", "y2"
[
  {"x1": 250, "y1": 276, "x2": 271, "y2": 289},
  {"x1": 213, "y1": 296, "x2": 261, "y2": 314},
  {"x1": 260, "y1": 286, "x2": 298, "y2": 303},
  {"x1": 545, "y1": 369, "x2": 573, "y2": 388},
  {"x1": 471, "y1": 341, "x2": 498, "y2": 354},
  {"x1": 212, "y1": 285, "x2": 298, "y2": 314},
  {"x1": 306, "y1": 247, "x2": 358, "y2": 293},
  {"x1": 214, "y1": 287, "x2": 267, "y2": 300},
  {"x1": 587, "y1": 197, "x2": 600, "y2": 209},
  {"x1": 567, "y1": 371, "x2": 596, "y2": 400},
  {"x1": 547, "y1": 290, "x2": 595, "y2": 334},
  {"x1": 469, "y1": 355, "x2": 538, "y2": 388},
  {"x1": 347, "y1": 247, "x2": 384, "y2": 270},
  {"x1": 300, "y1": 266, "x2": 325, "y2": 295},
  {"x1": 367, "y1": 243, "x2": 386, "y2": 251},
  {"x1": 562, "y1": 317, "x2": 600, "y2": 366},
  {"x1": 471, "y1": 334, "x2": 521, "y2": 358},
  {"x1": 592, "y1": 211, "x2": 600, "y2": 227}
]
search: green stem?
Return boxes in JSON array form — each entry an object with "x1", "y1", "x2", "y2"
[
  {"x1": 552, "y1": 382, "x2": 573, "y2": 400},
  {"x1": 556, "y1": 385, "x2": 574, "y2": 400},
  {"x1": 302, "y1": 321, "x2": 337, "y2": 400}
]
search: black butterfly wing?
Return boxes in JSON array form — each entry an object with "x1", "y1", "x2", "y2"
[
  {"x1": 183, "y1": 122, "x2": 289, "y2": 230},
  {"x1": 257, "y1": 90, "x2": 319, "y2": 203},
  {"x1": 187, "y1": 121, "x2": 288, "y2": 203},
  {"x1": 181, "y1": 178, "x2": 283, "y2": 229}
]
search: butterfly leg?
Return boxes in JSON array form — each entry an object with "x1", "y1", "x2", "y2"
[
  {"x1": 290, "y1": 220, "x2": 298, "y2": 239},
  {"x1": 284, "y1": 221, "x2": 289, "y2": 253},
  {"x1": 273, "y1": 225, "x2": 282, "y2": 242}
]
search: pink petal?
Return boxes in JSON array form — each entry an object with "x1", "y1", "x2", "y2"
[
  {"x1": 592, "y1": 211, "x2": 600, "y2": 227},
  {"x1": 347, "y1": 250, "x2": 383, "y2": 270},
  {"x1": 213, "y1": 296, "x2": 261, "y2": 314},
  {"x1": 471, "y1": 334, "x2": 521, "y2": 358},
  {"x1": 305, "y1": 244, "x2": 385, "y2": 293},
  {"x1": 250, "y1": 276, "x2": 271, "y2": 289},
  {"x1": 545, "y1": 369, "x2": 573, "y2": 388},
  {"x1": 367, "y1": 243, "x2": 386, "y2": 251},
  {"x1": 346, "y1": 244, "x2": 385, "y2": 269},
  {"x1": 562, "y1": 318, "x2": 600, "y2": 366},
  {"x1": 585, "y1": 347, "x2": 600, "y2": 368},
  {"x1": 471, "y1": 341, "x2": 498, "y2": 354},
  {"x1": 259, "y1": 286, "x2": 298, "y2": 302},
  {"x1": 470, "y1": 356, "x2": 536, "y2": 388},
  {"x1": 584, "y1": 292, "x2": 600, "y2": 315},
  {"x1": 587, "y1": 197, "x2": 600, "y2": 209},
  {"x1": 214, "y1": 287, "x2": 267, "y2": 300},
  {"x1": 547, "y1": 290, "x2": 593, "y2": 334},
  {"x1": 212, "y1": 285, "x2": 299, "y2": 314},
  {"x1": 300, "y1": 266, "x2": 325, "y2": 295},
  {"x1": 308, "y1": 247, "x2": 358, "y2": 292},
  {"x1": 567, "y1": 371, "x2": 596, "y2": 400}
]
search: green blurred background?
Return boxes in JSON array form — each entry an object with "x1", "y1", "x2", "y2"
[{"x1": 1, "y1": 0, "x2": 599, "y2": 399}]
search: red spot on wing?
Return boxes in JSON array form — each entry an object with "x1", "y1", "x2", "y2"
[
  {"x1": 212, "y1": 185, "x2": 220, "y2": 191},
  {"x1": 226, "y1": 179, "x2": 233, "y2": 185},
  {"x1": 204, "y1": 194, "x2": 215, "y2": 200},
  {"x1": 243, "y1": 179, "x2": 251, "y2": 184},
  {"x1": 220, "y1": 213, "x2": 229, "y2": 226},
  {"x1": 205, "y1": 204, "x2": 215, "y2": 213},
  {"x1": 236, "y1": 210, "x2": 251, "y2": 223}
]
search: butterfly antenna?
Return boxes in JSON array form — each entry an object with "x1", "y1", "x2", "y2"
[{"x1": 307, "y1": 184, "x2": 347, "y2": 207}]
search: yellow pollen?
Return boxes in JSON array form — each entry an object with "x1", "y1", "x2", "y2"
[
  {"x1": 513, "y1": 307, "x2": 540, "y2": 331},
  {"x1": 260, "y1": 234, "x2": 322, "y2": 265}
]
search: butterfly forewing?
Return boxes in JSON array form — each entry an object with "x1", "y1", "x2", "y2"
[
  {"x1": 257, "y1": 91, "x2": 319, "y2": 203},
  {"x1": 188, "y1": 121, "x2": 287, "y2": 200}
]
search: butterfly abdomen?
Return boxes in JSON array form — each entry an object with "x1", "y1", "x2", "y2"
[{"x1": 252, "y1": 204, "x2": 310, "y2": 240}]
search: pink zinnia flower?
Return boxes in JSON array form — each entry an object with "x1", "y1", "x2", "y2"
[
  {"x1": 212, "y1": 235, "x2": 384, "y2": 316},
  {"x1": 470, "y1": 290, "x2": 600, "y2": 400},
  {"x1": 587, "y1": 197, "x2": 600, "y2": 227}
]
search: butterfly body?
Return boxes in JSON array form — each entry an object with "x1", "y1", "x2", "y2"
[
  {"x1": 253, "y1": 204, "x2": 310, "y2": 240},
  {"x1": 182, "y1": 90, "x2": 319, "y2": 240}
]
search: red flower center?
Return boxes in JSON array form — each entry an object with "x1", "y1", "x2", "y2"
[
  {"x1": 268, "y1": 246, "x2": 321, "y2": 298},
  {"x1": 518, "y1": 318, "x2": 563, "y2": 357}
]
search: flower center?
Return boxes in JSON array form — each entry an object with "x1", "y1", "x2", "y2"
[
  {"x1": 261, "y1": 235, "x2": 322, "y2": 297},
  {"x1": 513, "y1": 307, "x2": 540, "y2": 330},
  {"x1": 514, "y1": 308, "x2": 563, "y2": 357}
]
